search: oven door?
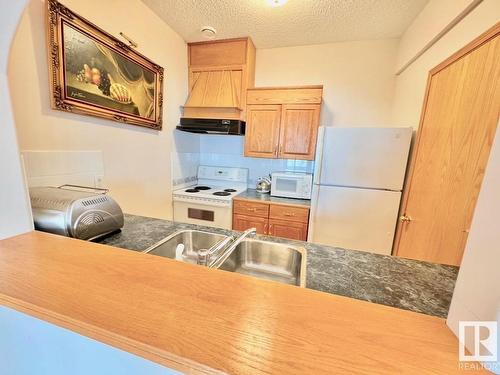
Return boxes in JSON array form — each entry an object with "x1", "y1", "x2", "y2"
[{"x1": 173, "y1": 200, "x2": 232, "y2": 229}]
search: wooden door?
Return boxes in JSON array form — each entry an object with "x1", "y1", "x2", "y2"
[
  {"x1": 395, "y1": 27, "x2": 500, "y2": 266},
  {"x1": 278, "y1": 104, "x2": 320, "y2": 160},
  {"x1": 268, "y1": 219, "x2": 308, "y2": 241},
  {"x1": 233, "y1": 214, "x2": 268, "y2": 235},
  {"x1": 244, "y1": 105, "x2": 281, "y2": 158}
]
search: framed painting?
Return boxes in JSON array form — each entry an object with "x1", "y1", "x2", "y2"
[{"x1": 46, "y1": 0, "x2": 164, "y2": 129}]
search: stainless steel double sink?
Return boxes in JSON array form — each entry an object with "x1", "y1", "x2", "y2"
[{"x1": 144, "y1": 230, "x2": 306, "y2": 287}]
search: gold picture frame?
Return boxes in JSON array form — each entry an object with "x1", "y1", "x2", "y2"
[{"x1": 46, "y1": 0, "x2": 164, "y2": 130}]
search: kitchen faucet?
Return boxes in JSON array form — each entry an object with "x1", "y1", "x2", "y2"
[{"x1": 197, "y1": 228, "x2": 257, "y2": 267}]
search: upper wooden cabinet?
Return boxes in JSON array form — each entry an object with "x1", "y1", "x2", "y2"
[
  {"x1": 245, "y1": 86, "x2": 323, "y2": 160},
  {"x1": 189, "y1": 38, "x2": 251, "y2": 66},
  {"x1": 246, "y1": 86, "x2": 323, "y2": 105},
  {"x1": 183, "y1": 38, "x2": 256, "y2": 121},
  {"x1": 279, "y1": 104, "x2": 321, "y2": 159},
  {"x1": 245, "y1": 105, "x2": 282, "y2": 158}
]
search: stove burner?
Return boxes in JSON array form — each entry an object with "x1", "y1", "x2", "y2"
[
  {"x1": 195, "y1": 186, "x2": 211, "y2": 190},
  {"x1": 185, "y1": 188, "x2": 199, "y2": 193},
  {"x1": 224, "y1": 189, "x2": 237, "y2": 192},
  {"x1": 213, "y1": 191, "x2": 231, "y2": 196}
]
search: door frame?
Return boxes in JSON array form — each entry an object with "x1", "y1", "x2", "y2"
[{"x1": 393, "y1": 22, "x2": 500, "y2": 257}]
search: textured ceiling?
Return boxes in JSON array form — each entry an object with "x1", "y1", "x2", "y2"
[{"x1": 142, "y1": 0, "x2": 429, "y2": 48}]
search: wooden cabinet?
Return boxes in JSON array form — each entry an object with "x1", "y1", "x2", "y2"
[
  {"x1": 245, "y1": 87, "x2": 322, "y2": 160},
  {"x1": 233, "y1": 200, "x2": 269, "y2": 218},
  {"x1": 269, "y1": 204, "x2": 310, "y2": 223},
  {"x1": 268, "y1": 219, "x2": 308, "y2": 241},
  {"x1": 233, "y1": 214, "x2": 268, "y2": 235},
  {"x1": 245, "y1": 105, "x2": 281, "y2": 158},
  {"x1": 183, "y1": 37, "x2": 256, "y2": 121},
  {"x1": 279, "y1": 105, "x2": 321, "y2": 159},
  {"x1": 232, "y1": 199, "x2": 310, "y2": 241}
]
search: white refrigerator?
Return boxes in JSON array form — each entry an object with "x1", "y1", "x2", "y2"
[{"x1": 308, "y1": 127, "x2": 413, "y2": 255}]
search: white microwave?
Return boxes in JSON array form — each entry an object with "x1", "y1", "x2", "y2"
[{"x1": 271, "y1": 172, "x2": 313, "y2": 200}]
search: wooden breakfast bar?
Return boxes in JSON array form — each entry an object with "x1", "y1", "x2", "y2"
[{"x1": 0, "y1": 231, "x2": 479, "y2": 374}]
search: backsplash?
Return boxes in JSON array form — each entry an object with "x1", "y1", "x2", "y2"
[
  {"x1": 199, "y1": 153, "x2": 314, "y2": 187},
  {"x1": 171, "y1": 152, "x2": 199, "y2": 188},
  {"x1": 22, "y1": 150, "x2": 105, "y2": 188},
  {"x1": 171, "y1": 133, "x2": 315, "y2": 188}
]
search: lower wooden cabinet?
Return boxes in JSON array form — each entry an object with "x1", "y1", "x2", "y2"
[
  {"x1": 268, "y1": 219, "x2": 308, "y2": 241},
  {"x1": 232, "y1": 214, "x2": 268, "y2": 235},
  {"x1": 233, "y1": 199, "x2": 309, "y2": 241},
  {"x1": 269, "y1": 204, "x2": 310, "y2": 223}
]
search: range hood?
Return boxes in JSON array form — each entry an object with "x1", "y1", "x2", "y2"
[
  {"x1": 179, "y1": 69, "x2": 246, "y2": 135},
  {"x1": 177, "y1": 118, "x2": 245, "y2": 135}
]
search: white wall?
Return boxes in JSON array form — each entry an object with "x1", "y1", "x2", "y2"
[
  {"x1": 392, "y1": 0, "x2": 500, "y2": 126},
  {"x1": 8, "y1": 0, "x2": 189, "y2": 220},
  {"x1": 0, "y1": 306, "x2": 178, "y2": 374},
  {"x1": 0, "y1": 1, "x2": 33, "y2": 239},
  {"x1": 255, "y1": 39, "x2": 399, "y2": 127},
  {"x1": 395, "y1": 0, "x2": 478, "y2": 72}
]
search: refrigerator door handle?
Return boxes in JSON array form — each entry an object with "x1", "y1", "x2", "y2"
[
  {"x1": 307, "y1": 184, "x2": 321, "y2": 242},
  {"x1": 313, "y1": 126, "x2": 326, "y2": 185}
]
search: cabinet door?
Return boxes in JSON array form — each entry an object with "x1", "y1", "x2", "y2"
[
  {"x1": 233, "y1": 214, "x2": 268, "y2": 235},
  {"x1": 278, "y1": 104, "x2": 320, "y2": 160},
  {"x1": 268, "y1": 219, "x2": 308, "y2": 241},
  {"x1": 244, "y1": 105, "x2": 281, "y2": 158}
]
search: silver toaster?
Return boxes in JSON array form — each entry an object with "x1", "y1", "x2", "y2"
[{"x1": 29, "y1": 185, "x2": 124, "y2": 240}]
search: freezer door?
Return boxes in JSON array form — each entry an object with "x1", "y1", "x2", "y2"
[
  {"x1": 317, "y1": 127, "x2": 412, "y2": 191},
  {"x1": 308, "y1": 185, "x2": 401, "y2": 255}
]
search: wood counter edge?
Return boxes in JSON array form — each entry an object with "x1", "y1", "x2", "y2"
[{"x1": 0, "y1": 293, "x2": 222, "y2": 375}]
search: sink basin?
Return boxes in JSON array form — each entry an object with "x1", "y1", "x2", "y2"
[
  {"x1": 216, "y1": 239, "x2": 306, "y2": 286},
  {"x1": 144, "y1": 230, "x2": 229, "y2": 264}
]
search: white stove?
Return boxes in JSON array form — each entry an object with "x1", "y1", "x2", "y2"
[{"x1": 173, "y1": 166, "x2": 248, "y2": 229}]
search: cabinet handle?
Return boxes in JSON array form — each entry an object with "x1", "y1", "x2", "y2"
[
  {"x1": 269, "y1": 224, "x2": 273, "y2": 233},
  {"x1": 264, "y1": 223, "x2": 268, "y2": 234},
  {"x1": 248, "y1": 208, "x2": 257, "y2": 212},
  {"x1": 284, "y1": 212, "x2": 295, "y2": 217}
]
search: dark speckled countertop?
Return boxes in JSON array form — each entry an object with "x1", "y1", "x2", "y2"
[
  {"x1": 234, "y1": 189, "x2": 311, "y2": 207},
  {"x1": 98, "y1": 214, "x2": 459, "y2": 318}
]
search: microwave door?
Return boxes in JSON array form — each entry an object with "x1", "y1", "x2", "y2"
[{"x1": 275, "y1": 178, "x2": 299, "y2": 195}]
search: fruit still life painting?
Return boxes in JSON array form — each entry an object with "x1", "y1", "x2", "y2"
[{"x1": 47, "y1": 0, "x2": 164, "y2": 129}]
